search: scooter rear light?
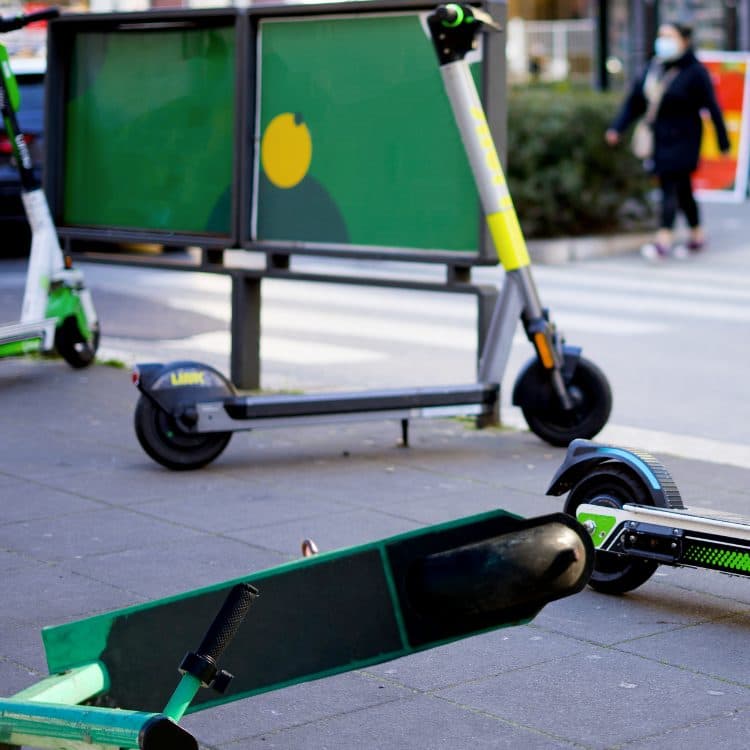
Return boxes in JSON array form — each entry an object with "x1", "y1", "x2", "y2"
[
  {"x1": 0, "y1": 133, "x2": 34, "y2": 154},
  {"x1": 132, "y1": 367, "x2": 140, "y2": 386}
]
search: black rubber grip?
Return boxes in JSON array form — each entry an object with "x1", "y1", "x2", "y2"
[
  {"x1": 23, "y1": 8, "x2": 60, "y2": 23},
  {"x1": 0, "y1": 8, "x2": 59, "y2": 32},
  {"x1": 196, "y1": 583, "x2": 258, "y2": 663}
]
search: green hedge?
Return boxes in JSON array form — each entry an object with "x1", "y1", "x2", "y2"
[{"x1": 507, "y1": 86, "x2": 656, "y2": 239}]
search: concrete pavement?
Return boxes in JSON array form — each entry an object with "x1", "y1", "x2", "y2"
[
  {"x1": 1, "y1": 354, "x2": 750, "y2": 748},
  {"x1": 2, "y1": 198, "x2": 750, "y2": 747},
  {"x1": 527, "y1": 200, "x2": 750, "y2": 263}
]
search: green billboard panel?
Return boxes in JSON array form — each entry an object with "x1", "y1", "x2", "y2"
[
  {"x1": 253, "y1": 12, "x2": 482, "y2": 254},
  {"x1": 62, "y1": 24, "x2": 236, "y2": 236}
]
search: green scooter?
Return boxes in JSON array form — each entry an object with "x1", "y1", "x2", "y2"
[
  {"x1": 550, "y1": 439, "x2": 750, "y2": 594},
  {"x1": 0, "y1": 8, "x2": 98, "y2": 368}
]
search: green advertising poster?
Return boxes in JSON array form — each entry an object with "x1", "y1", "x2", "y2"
[
  {"x1": 63, "y1": 25, "x2": 236, "y2": 236},
  {"x1": 254, "y1": 12, "x2": 482, "y2": 254}
]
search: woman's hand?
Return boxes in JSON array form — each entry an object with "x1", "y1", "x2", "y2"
[{"x1": 605, "y1": 129, "x2": 620, "y2": 146}]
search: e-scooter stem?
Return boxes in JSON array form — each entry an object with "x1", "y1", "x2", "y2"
[{"x1": 426, "y1": 4, "x2": 574, "y2": 411}]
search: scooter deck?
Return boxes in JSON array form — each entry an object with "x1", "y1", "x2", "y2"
[
  {"x1": 197, "y1": 383, "x2": 499, "y2": 432},
  {"x1": 42, "y1": 509, "x2": 591, "y2": 715},
  {"x1": 578, "y1": 502, "x2": 750, "y2": 574},
  {"x1": 0, "y1": 318, "x2": 55, "y2": 349}
]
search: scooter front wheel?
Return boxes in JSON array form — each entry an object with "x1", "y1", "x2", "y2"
[
  {"x1": 518, "y1": 356, "x2": 612, "y2": 447},
  {"x1": 134, "y1": 395, "x2": 232, "y2": 470},
  {"x1": 55, "y1": 316, "x2": 99, "y2": 369},
  {"x1": 563, "y1": 465, "x2": 659, "y2": 594}
]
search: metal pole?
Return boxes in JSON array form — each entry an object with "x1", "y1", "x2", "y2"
[
  {"x1": 596, "y1": 0, "x2": 609, "y2": 90},
  {"x1": 230, "y1": 272, "x2": 261, "y2": 389},
  {"x1": 739, "y1": 0, "x2": 750, "y2": 50},
  {"x1": 483, "y1": 0, "x2": 507, "y2": 163},
  {"x1": 630, "y1": 0, "x2": 657, "y2": 79},
  {"x1": 726, "y1": 0, "x2": 739, "y2": 50}
]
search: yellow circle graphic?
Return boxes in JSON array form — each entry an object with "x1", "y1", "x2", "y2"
[{"x1": 261, "y1": 112, "x2": 313, "y2": 189}]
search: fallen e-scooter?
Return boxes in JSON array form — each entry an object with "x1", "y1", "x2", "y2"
[
  {"x1": 131, "y1": 3, "x2": 612, "y2": 470},
  {"x1": 0, "y1": 8, "x2": 98, "y2": 368},
  {"x1": 549, "y1": 439, "x2": 750, "y2": 595},
  {"x1": 0, "y1": 509, "x2": 593, "y2": 749}
]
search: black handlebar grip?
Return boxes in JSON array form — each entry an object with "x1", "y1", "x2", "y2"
[
  {"x1": 196, "y1": 583, "x2": 259, "y2": 663},
  {"x1": 0, "y1": 8, "x2": 59, "y2": 32},
  {"x1": 23, "y1": 8, "x2": 60, "y2": 24}
]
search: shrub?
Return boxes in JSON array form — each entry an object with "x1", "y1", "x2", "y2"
[{"x1": 506, "y1": 85, "x2": 656, "y2": 238}]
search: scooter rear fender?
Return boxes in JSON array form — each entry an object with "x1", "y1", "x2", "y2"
[
  {"x1": 133, "y1": 361, "x2": 236, "y2": 417},
  {"x1": 546, "y1": 439, "x2": 684, "y2": 510}
]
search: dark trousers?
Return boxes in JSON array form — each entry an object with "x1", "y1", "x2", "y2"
[{"x1": 658, "y1": 171, "x2": 700, "y2": 230}]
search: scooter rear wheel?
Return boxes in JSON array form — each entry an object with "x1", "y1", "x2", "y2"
[
  {"x1": 519, "y1": 357, "x2": 611, "y2": 447},
  {"x1": 564, "y1": 465, "x2": 658, "y2": 594},
  {"x1": 134, "y1": 395, "x2": 232, "y2": 470},
  {"x1": 55, "y1": 316, "x2": 99, "y2": 369}
]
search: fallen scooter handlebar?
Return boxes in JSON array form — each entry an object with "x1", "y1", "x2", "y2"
[
  {"x1": 0, "y1": 8, "x2": 59, "y2": 34},
  {"x1": 178, "y1": 583, "x2": 259, "y2": 691},
  {"x1": 196, "y1": 583, "x2": 259, "y2": 664}
]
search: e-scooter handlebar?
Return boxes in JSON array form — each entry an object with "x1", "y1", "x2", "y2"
[
  {"x1": 432, "y1": 3, "x2": 502, "y2": 31},
  {"x1": 163, "y1": 582, "x2": 259, "y2": 721},
  {"x1": 175, "y1": 582, "x2": 259, "y2": 692},
  {"x1": 195, "y1": 582, "x2": 258, "y2": 664},
  {"x1": 0, "y1": 8, "x2": 59, "y2": 34}
]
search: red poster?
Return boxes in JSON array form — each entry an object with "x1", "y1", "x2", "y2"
[{"x1": 694, "y1": 53, "x2": 750, "y2": 201}]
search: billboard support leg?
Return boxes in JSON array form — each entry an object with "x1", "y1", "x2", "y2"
[{"x1": 230, "y1": 273, "x2": 261, "y2": 390}]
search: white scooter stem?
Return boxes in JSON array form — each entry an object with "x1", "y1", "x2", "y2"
[{"x1": 20, "y1": 188, "x2": 67, "y2": 324}]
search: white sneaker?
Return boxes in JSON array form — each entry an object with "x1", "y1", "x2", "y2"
[
  {"x1": 640, "y1": 242, "x2": 669, "y2": 261},
  {"x1": 672, "y1": 244, "x2": 689, "y2": 260}
]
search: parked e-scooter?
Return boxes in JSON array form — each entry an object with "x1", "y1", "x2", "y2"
[
  {"x1": 0, "y1": 8, "x2": 98, "y2": 368},
  {"x1": 131, "y1": 3, "x2": 612, "y2": 470}
]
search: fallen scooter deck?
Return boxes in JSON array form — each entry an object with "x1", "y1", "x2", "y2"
[{"x1": 41, "y1": 509, "x2": 592, "y2": 715}]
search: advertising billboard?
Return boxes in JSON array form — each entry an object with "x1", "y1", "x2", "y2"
[{"x1": 694, "y1": 52, "x2": 750, "y2": 202}]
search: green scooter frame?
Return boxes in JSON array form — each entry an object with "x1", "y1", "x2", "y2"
[
  {"x1": 549, "y1": 439, "x2": 750, "y2": 595},
  {"x1": 0, "y1": 509, "x2": 593, "y2": 749},
  {"x1": 0, "y1": 9, "x2": 98, "y2": 368}
]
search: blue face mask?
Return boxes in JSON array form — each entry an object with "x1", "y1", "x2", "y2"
[{"x1": 655, "y1": 37, "x2": 682, "y2": 61}]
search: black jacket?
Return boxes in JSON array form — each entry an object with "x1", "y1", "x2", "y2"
[{"x1": 612, "y1": 50, "x2": 730, "y2": 174}]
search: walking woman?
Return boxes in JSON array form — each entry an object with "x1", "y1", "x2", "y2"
[{"x1": 605, "y1": 22, "x2": 730, "y2": 260}]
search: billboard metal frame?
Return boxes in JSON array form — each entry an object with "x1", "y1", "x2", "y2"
[
  {"x1": 45, "y1": 7, "x2": 245, "y2": 250},
  {"x1": 44, "y1": 0, "x2": 506, "y2": 267}
]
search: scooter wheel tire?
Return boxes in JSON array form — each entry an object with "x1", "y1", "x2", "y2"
[
  {"x1": 520, "y1": 357, "x2": 612, "y2": 447},
  {"x1": 564, "y1": 465, "x2": 658, "y2": 594},
  {"x1": 55, "y1": 316, "x2": 99, "y2": 369},
  {"x1": 134, "y1": 395, "x2": 232, "y2": 471}
]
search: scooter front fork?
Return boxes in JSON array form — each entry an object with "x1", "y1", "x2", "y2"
[
  {"x1": 477, "y1": 269, "x2": 575, "y2": 412},
  {"x1": 45, "y1": 265, "x2": 99, "y2": 340},
  {"x1": 515, "y1": 266, "x2": 574, "y2": 411}
]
